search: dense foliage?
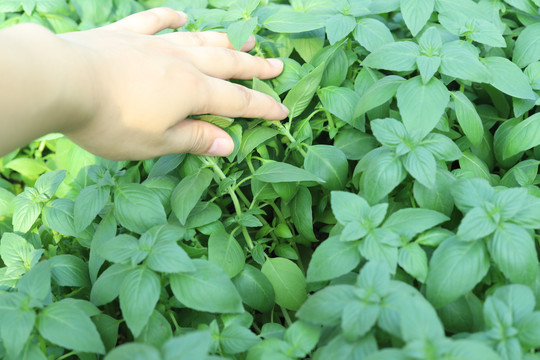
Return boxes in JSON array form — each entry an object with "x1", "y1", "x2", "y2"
[{"x1": 1, "y1": 0, "x2": 540, "y2": 359}]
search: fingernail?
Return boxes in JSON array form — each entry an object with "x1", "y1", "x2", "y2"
[
  {"x1": 240, "y1": 35, "x2": 256, "y2": 51},
  {"x1": 267, "y1": 58, "x2": 283, "y2": 69},
  {"x1": 207, "y1": 138, "x2": 234, "y2": 156},
  {"x1": 176, "y1": 11, "x2": 188, "y2": 20},
  {"x1": 280, "y1": 103, "x2": 290, "y2": 116}
]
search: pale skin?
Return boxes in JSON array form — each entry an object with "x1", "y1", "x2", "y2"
[{"x1": 0, "y1": 7, "x2": 289, "y2": 160}]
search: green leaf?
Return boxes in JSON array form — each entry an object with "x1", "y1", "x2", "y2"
[
  {"x1": 456, "y1": 207, "x2": 498, "y2": 241},
  {"x1": 284, "y1": 321, "x2": 321, "y2": 356},
  {"x1": 304, "y1": 145, "x2": 348, "y2": 190},
  {"x1": 331, "y1": 191, "x2": 371, "y2": 224},
  {"x1": 0, "y1": 187, "x2": 15, "y2": 217},
  {"x1": 34, "y1": 170, "x2": 66, "y2": 198},
  {"x1": 42, "y1": 198, "x2": 77, "y2": 237},
  {"x1": 0, "y1": 232, "x2": 42, "y2": 272},
  {"x1": 119, "y1": 266, "x2": 160, "y2": 337},
  {"x1": 74, "y1": 184, "x2": 110, "y2": 233},
  {"x1": 162, "y1": 331, "x2": 212, "y2": 360},
  {"x1": 513, "y1": 22, "x2": 540, "y2": 68},
  {"x1": 71, "y1": 0, "x2": 112, "y2": 24},
  {"x1": 342, "y1": 301, "x2": 379, "y2": 341},
  {"x1": 0, "y1": 293, "x2": 35, "y2": 359},
  {"x1": 492, "y1": 284, "x2": 535, "y2": 323},
  {"x1": 291, "y1": 28, "x2": 326, "y2": 63},
  {"x1": 403, "y1": 146, "x2": 437, "y2": 188},
  {"x1": 398, "y1": 291, "x2": 444, "y2": 342},
  {"x1": 283, "y1": 62, "x2": 326, "y2": 118},
  {"x1": 353, "y1": 18, "x2": 394, "y2": 52},
  {"x1": 104, "y1": 343, "x2": 161, "y2": 360},
  {"x1": 232, "y1": 264, "x2": 275, "y2": 313},
  {"x1": 413, "y1": 169, "x2": 455, "y2": 216},
  {"x1": 261, "y1": 257, "x2": 307, "y2": 311},
  {"x1": 90, "y1": 263, "x2": 132, "y2": 306},
  {"x1": 360, "y1": 230, "x2": 399, "y2": 271},
  {"x1": 426, "y1": 237, "x2": 490, "y2": 308},
  {"x1": 170, "y1": 259, "x2": 243, "y2": 313},
  {"x1": 208, "y1": 227, "x2": 245, "y2": 278},
  {"x1": 263, "y1": 9, "x2": 324, "y2": 33},
  {"x1": 334, "y1": 128, "x2": 378, "y2": 161},
  {"x1": 502, "y1": 113, "x2": 540, "y2": 159},
  {"x1": 5, "y1": 158, "x2": 50, "y2": 180},
  {"x1": 37, "y1": 300, "x2": 105, "y2": 354},
  {"x1": 383, "y1": 208, "x2": 449, "y2": 239},
  {"x1": 17, "y1": 260, "x2": 50, "y2": 302},
  {"x1": 398, "y1": 243, "x2": 428, "y2": 282},
  {"x1": 325, "y1": 14, "x2": 356, "y2": 45},
  {"x1": 12, "y1": 188, "x2": 43, "y2": 233},
  {"x1": 148, "y1": 154, "x2": 185, "y2": 178},
  {"x1": 440, "y1": 40, "x2": 490, "y2": 82},
  {"x1": 0, "y1": 0, "x2": 22, "y2": 12},
  {"x1": 318, "y1": 333, "x2": 377, "y2": 360},
  {"x1": 144, "y1": 227, "x2": 194, "y2": 274},
  {"x1": 220, "y1": 325, "x2": 261, "y2": 354},
  {"x1": 135, "y1": 310, "x2": 171, "y2": 348},
  {"x1": 450, "y1": 178, "x2": 494, "y2": 213},
  {"x1": 227, "y1": 17, "x2": 258, "y2": 50},
  {"x1": 400, "y1": 0, "x2": 434, "y2": 36},
  {"x1": 354, "y1": 76, "x2": 405, "y2": 117},
  {"x1": 114, "y1": 183, "x2": 167, "y2": 234},
  {"x1": 297, "y1": 285, "x2": 356, "y2": 325},
  {"x1": 362, "y1": 41, "x2": 420, "y2": 71},
  {"x1": 238, "y1": 126, "x2": 278, "y2": 163},
  {"x1": 170, "y1": 169, "x2": 213, "y2": 225},
  {"x1": 416, "y1": 55, "x2": 441, "y2": 83},
  {"x1": 253, "y1": 161, "x2": 323, "y2": 183},
  {"x1": 359, "y1": 148, "x2": 406, "y2": 204},
  {"x1": 517, "y1": 312, "x2": 540, "y2": 349},
  {"x1": 488, "y1": 223, "x2": 538, "y2": 284},
  {"x1": 93, "y1": 314, "x2": 120, "y2": 352},
  {"x1": 307, "y1": 238, "x2": 361, "y2": 282},
  {"x1": 397, "y1": 76, "x2": 449, "y2": 138},
  {"x1": 318, "y1": 86, "x2": 360, "y2": 125},
  {"x1": 99, "y1": 234, "x2": 140, "y2": 265},
  {"x1": 483, "y1": 57, "x2": 536, "y2": 100},
  {"x1": 451, "y1": 91, "x2": 484, "y2": 146},
  {"x1": 467, "y1": 19, "x2": 506, "y2": 48},
  {"x1": 290, "y1": 187, "x2": 317, "y2": 242},
  {"x1": 50, "y1": 255, "x2": 90, "y2": 287}
]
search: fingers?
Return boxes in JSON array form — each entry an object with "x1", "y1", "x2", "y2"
[
  {"x1": 193, "y1": 77, "x2": 289, "y2": 120},
  {"x1": 102, "y1": 8, "x2": 187, "y2": 35},
  {"x1": 180, "y1": 47, "x2": 284, "y2": 80},
  {"x1": 163, "y1": 119, "x2": 235, "y2": 156},
  {"x1": 160, "y1": 31, "x2": 256, "y2": 51}
]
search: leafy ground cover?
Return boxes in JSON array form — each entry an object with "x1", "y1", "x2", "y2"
[{"x1": 1, "y1": 0, "x2": 540, "y2": 359}]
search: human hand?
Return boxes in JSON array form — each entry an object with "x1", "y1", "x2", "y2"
[{"x1": 57, "y1": 7, "x2": 288, "y2": 160}]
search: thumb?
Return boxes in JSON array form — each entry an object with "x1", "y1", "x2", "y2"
[
  {"x1": 164, "y1": 119, "x2": 235, "y2": 156},
  {"x1": 102, "y1": 8, "x2": 187, "y2": 35}
]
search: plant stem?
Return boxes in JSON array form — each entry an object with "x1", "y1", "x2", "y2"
[
  {"x1": 57, "y1": 351, "x2": 77, "y2": 360},
  {"x1": 272, "y1": 121, "x2": 306, "y2": 156},
  {"x1": 203, "y1": 156, "x2": 254, "y2": 250},
  {"x1": 280, "y1": 306, "x2": 293, "y2": 326}
]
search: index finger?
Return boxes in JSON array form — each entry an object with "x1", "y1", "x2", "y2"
[{"x1": 193, "y1": 76, "x2": 289, "y2": 120}]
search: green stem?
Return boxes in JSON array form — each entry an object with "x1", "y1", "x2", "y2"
[
  {"x1": 272, "y1": 122, "x2": 306, "y2": 156},
  {"x1": 204, "y1": 156, "x2": 254, "y2": 250},
  {"x1": 280, "y1": 306, "x2": 293, "y2": 326},
  {"x1": 57, "y1": 351, "x2": 77, "y2": 360},
  {"x1": 169, "y1": 311, "x2": 181, "y2": 333}
]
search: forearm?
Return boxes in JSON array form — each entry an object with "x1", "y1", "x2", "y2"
[{"x1": 0, "y1": 23, "x2": 94, "y2": 155}]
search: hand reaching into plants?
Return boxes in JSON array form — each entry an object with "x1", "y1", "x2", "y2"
[{"x1": 0, "y1": 7, "x2": 288, "y2": 160}]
